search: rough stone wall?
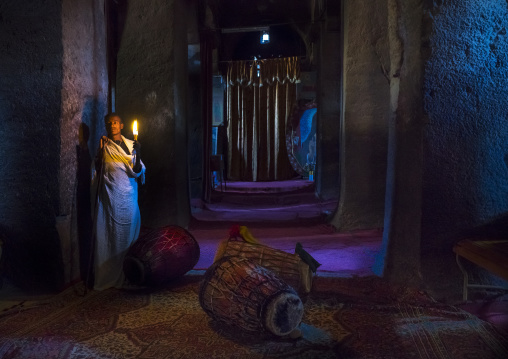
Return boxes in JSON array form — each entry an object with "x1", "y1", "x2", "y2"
[
  {"x1": 60, "y1": 0, "x2": 108, "y2": 285},
  {"x1": 0, "y1": 0, "x2": 107, "y2": 291},
  {"x1": 330, "y1": 0, "x2": 390, "y2": 230},
  {"x1": 422, "y1": 0, "x2": 508, "y2": 251},
  {"x1": 116, "y1": 0, "x2": 191, "y2": 228},
  {"x1": 0, "y1": 0, "x2": 63, "y2": 291}
]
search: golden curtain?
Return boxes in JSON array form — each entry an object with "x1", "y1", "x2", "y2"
[{"x1": 226, "y1": 57, "x2": 300, "y2": 181}]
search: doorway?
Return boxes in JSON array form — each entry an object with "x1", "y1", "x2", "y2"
[{"x1": 189, "y1": 0, "x2": 340, "y2": 220}]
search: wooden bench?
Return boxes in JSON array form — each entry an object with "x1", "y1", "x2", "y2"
[{"x1": 453, "y1": 239, "x2": 508, "y2": 301}]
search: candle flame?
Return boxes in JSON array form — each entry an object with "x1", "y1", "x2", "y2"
[
  {"x1": 133, "y1": 120, "x2": 138, "y2": 135},
  {"x1": 133, "y1": 120, "x2": 138, "y2": 140}
]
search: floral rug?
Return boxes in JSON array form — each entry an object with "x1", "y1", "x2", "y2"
[{"x1": 0, "y1": 275, "x2": 507, "y2": 359}]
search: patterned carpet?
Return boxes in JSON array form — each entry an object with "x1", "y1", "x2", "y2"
[{"x1": 1, "y1": 275, "x2": 507, "y2": 359}]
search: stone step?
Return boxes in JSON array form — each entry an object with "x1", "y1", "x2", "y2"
[{"x1": 210, "y1": 190, "x2": 320, "y2": 207}]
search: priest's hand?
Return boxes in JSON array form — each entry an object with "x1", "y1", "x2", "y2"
[
  {"x1": 133, "y1": 140, "x2": 142, "y2": 173},
  {"x1": 133, "y1": 140, "x2": 141, "y2": 156}
]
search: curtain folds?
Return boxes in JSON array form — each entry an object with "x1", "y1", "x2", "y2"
[
  {"x1": 226, "y1": 57, "x2": 300, "y2": 182},
  {"x1": 227, "y1": 56, "x2": 301, "y2": 87}
]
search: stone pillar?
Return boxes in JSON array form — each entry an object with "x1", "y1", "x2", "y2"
[
  {"x1": 116, "y1": 0, "x2": 191, "y2": 228},
  {"x1": 330, "y1": 0, "x2": 390, "y2": 231},
  {"x1": 373, "y1": 0, "x2": 424, "y2": 286}
]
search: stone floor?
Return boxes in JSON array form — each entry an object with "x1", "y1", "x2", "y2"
[{"x1": 1, "y1": 179, "x2": 507, "y2": 334}]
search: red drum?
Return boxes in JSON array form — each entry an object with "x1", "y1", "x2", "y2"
[
  {"x1": 199, "y1": 256, "x2": 304, "y2": 336},
  {"x1": 123, "y1": 225, "x2": 200, "y2": 286}
]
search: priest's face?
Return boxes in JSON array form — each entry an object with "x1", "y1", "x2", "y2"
[{"x1": 105, "y1": 115, "x2": 124, "y2": 138}]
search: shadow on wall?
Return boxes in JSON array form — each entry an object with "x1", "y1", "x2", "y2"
[
  {"x1": 75, "y1": 97, "x2": 107, "y2": 287},
  {"x1": 76, "y1": 122, "x2": 93, "y2": 286}
]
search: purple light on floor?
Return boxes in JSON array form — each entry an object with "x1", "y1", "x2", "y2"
[{"x1": 311, "y1": 245, "x2": 379, "y2": 275}]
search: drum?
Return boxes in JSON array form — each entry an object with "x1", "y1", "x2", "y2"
[
  {"x1": 214, "y1": 239, "x2": 314, "y2": 295},
  {"x1": 199, "y1": 256, "x2": 304, "y2": 336},
  {"x1": 123, "y1": 225, "x2": 200, "y2": 286}
]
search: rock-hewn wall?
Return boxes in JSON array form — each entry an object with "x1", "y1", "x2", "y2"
[
  {"x1": 0, "y1": 0, "x2": 108, "y2": 291},
  {"x1": 332, "y1": 0, "x2": 508, "y2": 299},
  {"x1": 0, "y1": 0, "x2": 63, "y2": 291},
  {"x1": 420, "y1": 0, "x2": 508, "y2": 299},
  {"x1": 116, "y1": 0, "x2": 191, "y2": 228},
  {"x1": 422, "y1": 0, "x2": 508, "y2": 251}
]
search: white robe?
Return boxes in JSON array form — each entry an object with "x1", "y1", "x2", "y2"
[{"x1": 91, "y1": 135, "x2": 145, "y2": 290}]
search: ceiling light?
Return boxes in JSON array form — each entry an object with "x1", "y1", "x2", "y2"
[{"x1": 260, "y1": 30, "x2": 270, "y2": 44}]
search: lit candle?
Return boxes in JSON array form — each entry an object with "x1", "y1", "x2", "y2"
[{"x1": 133, "y1": 120, "x2": 138, "y2": 141}]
